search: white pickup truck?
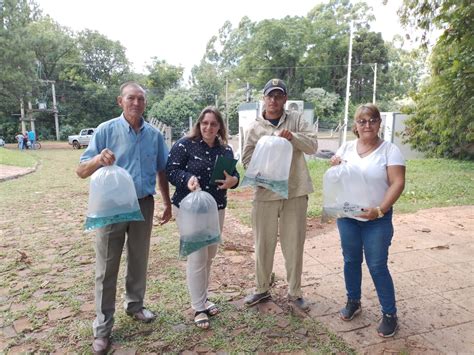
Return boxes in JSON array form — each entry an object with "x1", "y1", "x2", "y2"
[{"x1": 68, "y1": 128, "x2": 95, "y2": 149}]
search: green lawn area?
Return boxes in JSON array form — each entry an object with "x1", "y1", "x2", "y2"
[
  {"x1": 237, "y1": 158, "x2": 474, "y2": 219},
  {"x1": 0, "y1": 147, "x2": 37, "y2": 167}
]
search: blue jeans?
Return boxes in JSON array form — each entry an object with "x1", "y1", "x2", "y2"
[{"x1": 337, "y1": 209, "x2": 396, "y2": 315}]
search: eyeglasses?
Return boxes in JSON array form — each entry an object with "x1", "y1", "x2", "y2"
[
  {"x1": 356, "y1": 118, "x2": 380, "y2": 126},
  {"x1": 265, "y1": 93, "x2": 286, "y2": 101}
]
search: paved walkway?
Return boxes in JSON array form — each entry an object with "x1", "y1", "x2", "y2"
[
  {"x1": 273, "y1": 206, "x2": 474, "y2": 354},
  {"x1": 0, "y1": 164, "x2": 36, "y2": 182}
]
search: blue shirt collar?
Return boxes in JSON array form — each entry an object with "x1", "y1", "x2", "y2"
[{"x1": 119, "y1": 113, "x2": 145, "y2": 132}]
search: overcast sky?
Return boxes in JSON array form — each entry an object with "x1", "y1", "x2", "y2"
[{"x1": 36, "y1": 0, "x2": 404, "y2": 78}]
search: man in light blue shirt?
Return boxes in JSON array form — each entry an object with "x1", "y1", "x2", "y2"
[{"x1": 77, "y1": 82, "x2": 172, "y2": 354}]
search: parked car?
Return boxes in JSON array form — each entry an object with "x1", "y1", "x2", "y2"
[
  {"x1": 0, "y1": 137, "x2": 5, "y2": 147},
  {"x1": 68, "y1": 128, "x2": 95, "y2": 149}
]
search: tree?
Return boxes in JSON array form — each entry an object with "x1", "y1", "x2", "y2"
[
  {"x1": 147, "y1": 89, "x2": 200, "y2": 139},
  {"x1": 399, "y1": 0, "x2": 474, "y2": 159},
  {"x1": 145, "y1": 58, "x2": 183, "y2": 105},
  {"x1": 302, "y1": 88, "x2": 340, "y2": 126},
  {"x1": 76, "y1": 30, "x2": 130, "y2": 86},
  {"x1": 0, "y1": 0, "x2": 40, "y2": 140}
]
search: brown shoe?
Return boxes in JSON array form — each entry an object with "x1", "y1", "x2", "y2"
[
  {"x1": 127, "y1": 307, "x2": 156, "y2": 323},
  {"x1": 92, "y1": 337, "x2": 110, "y2": 354}
]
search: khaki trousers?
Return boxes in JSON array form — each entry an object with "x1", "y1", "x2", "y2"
[
  {"x1": 252, "y1": 195, "x2": 308, "y2": 298},
  {"x1": 93, "y1": 195, "x2": 154, "y2": 338}
]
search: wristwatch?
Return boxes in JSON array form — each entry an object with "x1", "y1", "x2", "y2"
[{"x1": 376, "y1": 206, "x2": 384, "y2": 218}]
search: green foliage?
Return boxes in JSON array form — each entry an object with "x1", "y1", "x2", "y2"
[
  {"x1": 75, "y1": 29, "x2": 130, "y2": 85},
  {"x1": 148, "y1": 89, "x2": 201, "y2": 139},
  {"x1": 400, "y1": 0, "x2": 474, "y2": 159},
  {"x1": 302, "y1": 88, "x2": 340, "y2": 126},
  {"x1": 146, "y1": 58, "x2": 183, "y2": 104}
]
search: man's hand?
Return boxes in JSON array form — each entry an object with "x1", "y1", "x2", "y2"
[
  {"x1": 278, "y1": 129, "x2": 293, "y2": 141},
  {"x1": 159, "y1": 204, "x2": 172, "y2": 225},
  {"x1": 98, "y1": 148, "x2": 115, "y2": 166}
]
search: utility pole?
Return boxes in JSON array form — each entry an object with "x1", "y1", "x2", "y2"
[
  {"x1": 20, "y1": 100, "x2": 26, "y2": 133},
  {"x1": 39, "y1": 80, "x2": 60, "y2": 140},
  {"x1": 225, "y1": 78, "x2": 229, "y2": 134},
  {"x1": 51, "y1": 81, "x2": 59, "y2": 140},
  {"x1": 372, "y1": 63, "x2": 378, "y2": 104},
  {"x1": 341, "y1": 21, "x2": 354, "y2": 146},
  {"x1": 27, "y1": 100, "x2": 33, "y2": 133}
]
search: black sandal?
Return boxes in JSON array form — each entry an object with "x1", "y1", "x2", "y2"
[
  {"x1": 205, "y1": 300, "x2": 219, "y2": 317},
  {"x1": 194, "y1": 311, "x2": 209, "y2": 329}
]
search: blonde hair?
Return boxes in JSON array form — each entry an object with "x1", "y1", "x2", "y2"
[{"x1": 352, "y1": 103, "x2": 381, "y2": 138}]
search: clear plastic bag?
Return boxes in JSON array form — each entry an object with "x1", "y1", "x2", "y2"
[
  {"x1": 84, "y1": 165, "x2": 144, "y2": 231},
  {"x1": 178, "y1": 190, "x2": 221, "y2": 257},
  {"x1": 241, "y1": 135, "x2": 293, "y2": 198},
  {"x1": 322, "y1": 162, "x2": 371, "y2": 221}
]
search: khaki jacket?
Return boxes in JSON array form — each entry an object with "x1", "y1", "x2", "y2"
[{"x1": 242, "y1": 110, "x2": 318, "y2": 201}]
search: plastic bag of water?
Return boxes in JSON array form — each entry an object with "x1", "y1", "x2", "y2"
[
  {"x1": 84, "y1": 165, "x2": 144, "y2": 231},
  {"x1": 178, "y1": 190, "x2": 221, "y2": 257},
  {"x1": 241, "y1": 136, "x2": 293, "y2": 198},
  {"x1": 322, "y1": 161, "x2": 371, "y2": 222}
]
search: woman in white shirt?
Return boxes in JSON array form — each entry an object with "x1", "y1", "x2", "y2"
[{"x1": 330, "y1": 103, "x2": 405, "y2": 337}]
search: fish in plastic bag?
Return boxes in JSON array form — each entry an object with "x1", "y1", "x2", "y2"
[
  {"x1": 84, "y1": 165, "x2": 144, "y2": 231},
  {"x1": 322, "y1": 161, "x2": 371, "y2": 222},
  {"x1": 178, "y1": 190, "x2": 221, "y2": 257},
  {"x1": 241, "y1": 135, "x2": 293, "y2": 198}
]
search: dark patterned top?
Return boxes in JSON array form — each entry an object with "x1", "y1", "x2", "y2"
[{"x1": 166, "y1": 137, "x2": 239, "y2": 209}]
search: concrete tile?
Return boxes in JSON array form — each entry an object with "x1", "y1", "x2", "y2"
[
  {"x1": 418, "y1": 323, "x2": 474, "y2": 354},
  {"x1": 422, "y1": 242, "x2": 474, "y2": 265},
  {"x1": 391, "y1": 273, "x2": 437, "y2": 302},
  {"x1": 397, "y1": 294, "x2": 474, "y2": 333},
  {"x1": 308, "y1": 245, "x2": 342, "y2": 265},
  {"x1": 401, "y1": 264, "x2": 474, "y2": 293},
  {"x1": 440, "y1": 287, "x2": 474, "y2": 313},
  {"x1": 317, "y1": 310, "x2": 383, "y2": 348},
  {"x1": 362, "y1": 335, "x2": 441, "y2": 355},
  {"x1": 306, "y1": 294, "x2": 340, "y2": 317},
  {"x1": 390, "y1": 250, "x2": 445, "y2": 273},
  {"x1": 449, "y1": 260, "x2": 474, "y2": 276}
]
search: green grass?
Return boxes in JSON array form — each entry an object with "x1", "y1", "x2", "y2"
[
  {"x1": 0, "y1": 147, "x2": 37, "y2": 167},
  {"x1": 232, "y1": 158, "x2": 474, "y2": 224},
  {"x1": 306, "y1": 158, "x2": 474, "y2": 217}
]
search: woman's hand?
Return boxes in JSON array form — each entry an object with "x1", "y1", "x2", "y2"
[
  {"x1": 357, "y1": 207, "x2": 378, "y2": 221},
  {"x1": 330, "y1": 155, "x2": 343, "y2": 166},
  {"x1": 215, "y1": 170, "x2": 238, "y2": 190},
  {"x1": 187, "y1": 176, "x2": 200, "y2": 191}
]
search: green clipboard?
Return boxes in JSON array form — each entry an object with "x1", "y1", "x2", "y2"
[{"x1": 210, "y1": 155, "x2": 238, "y2": 184}]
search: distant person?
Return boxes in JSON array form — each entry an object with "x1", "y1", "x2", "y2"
[
  {"x1": 76, "y1": 81, "x2": 172, "y2": 354},
  {"x1": 23, "y1": 132, "x2": 29, "y2": 149},
  {"x1": 28, "y1": 130, "x2": 36, "y2": 150},
  {"x1": 166, "y1": 106, "x2": 239, "y2": 329},
  {"x1": 241, "y1": 78, "x2": 318, "y2": 311},
  {"x1": 329, "y1": 103, "x2": 405, "y2": 337},
  {"x1": 15, "y1": 133, "x2": 24, "y2": 150}
]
